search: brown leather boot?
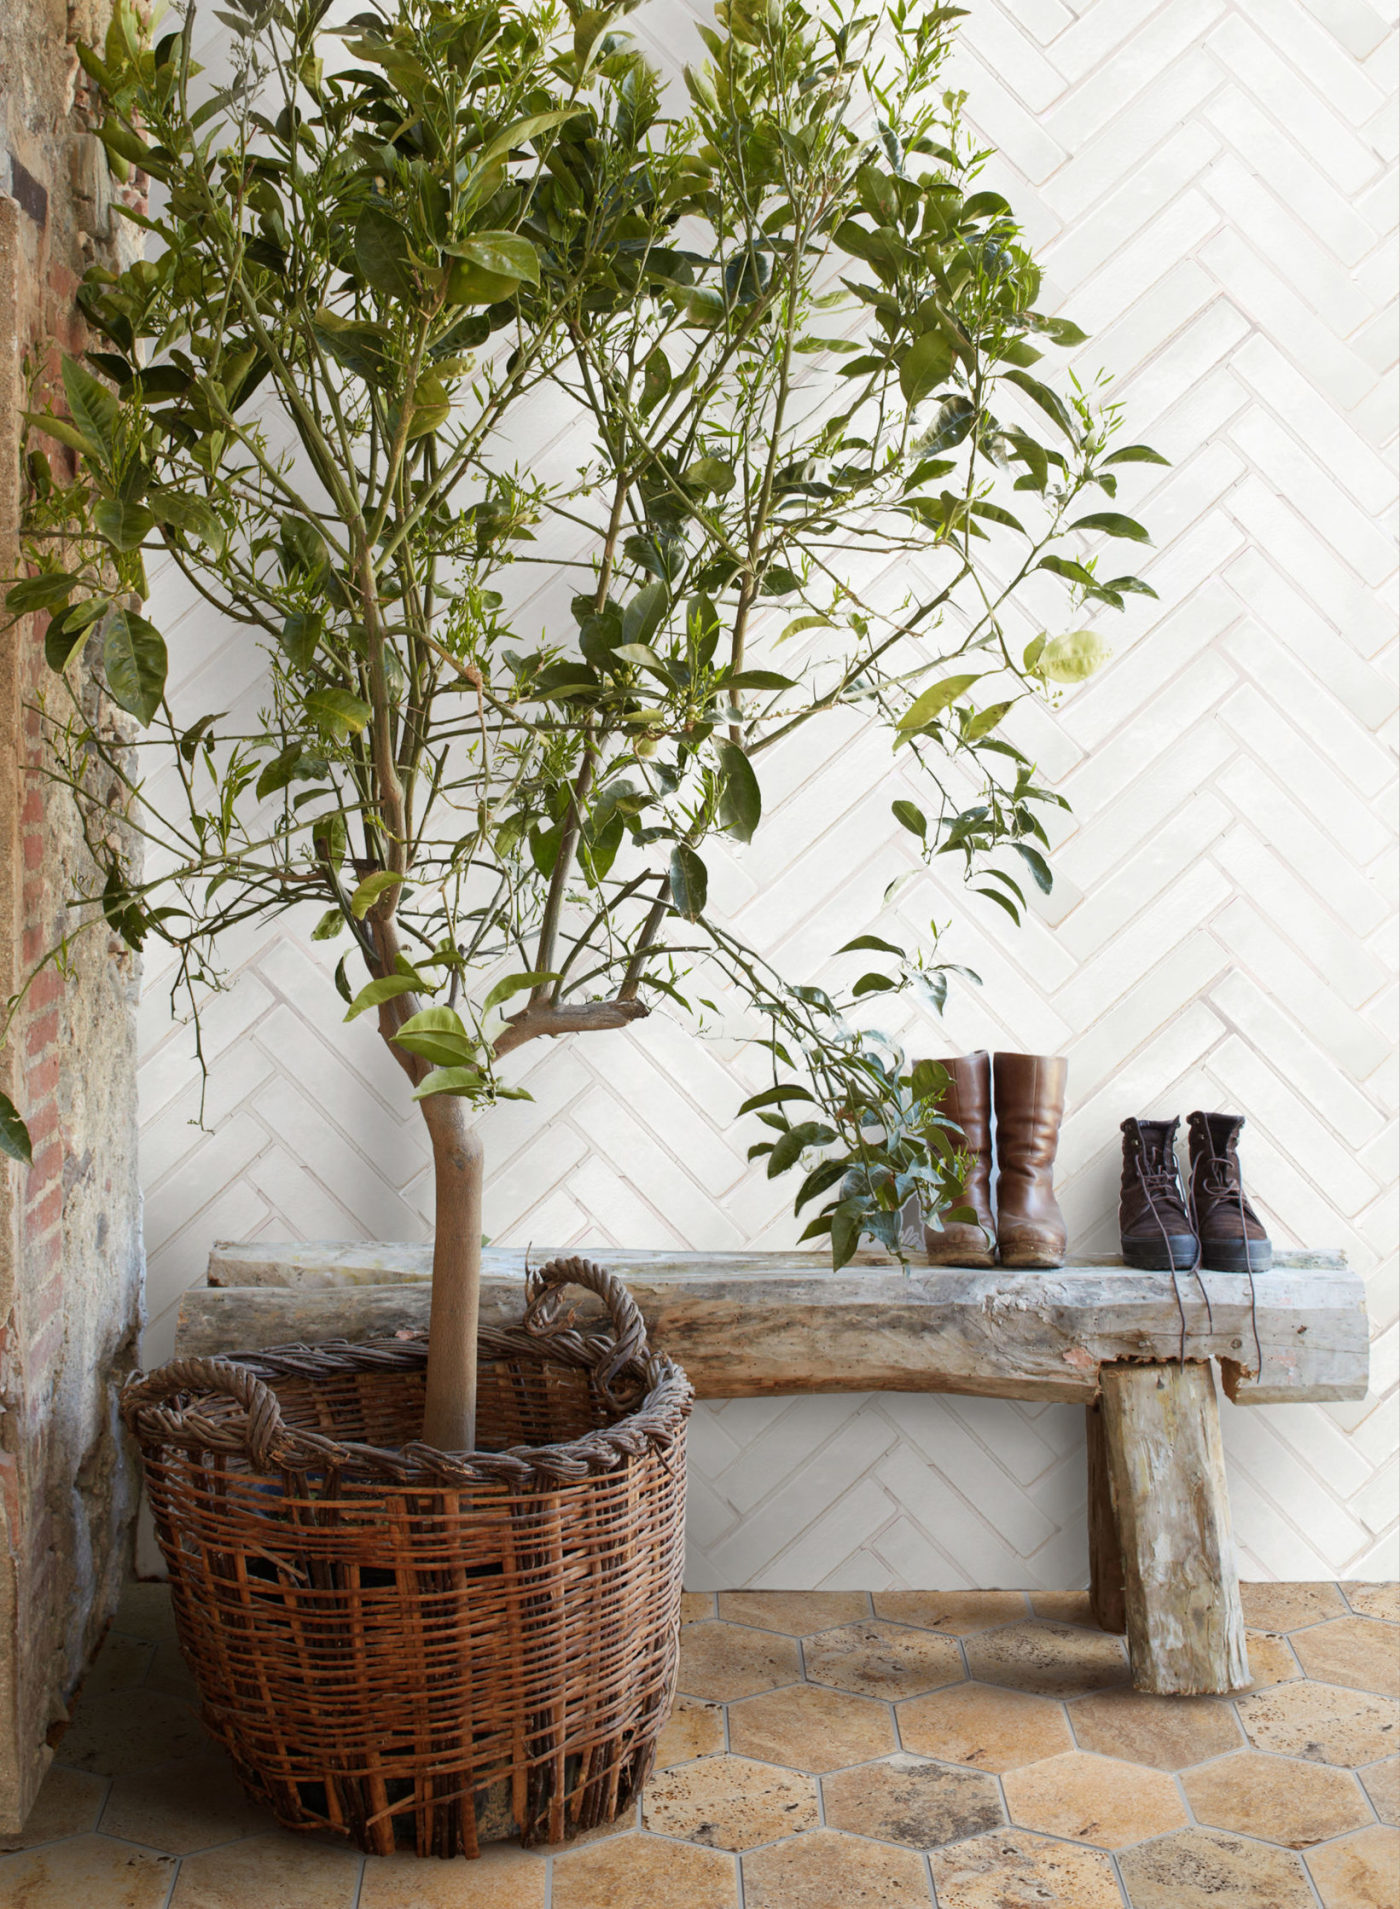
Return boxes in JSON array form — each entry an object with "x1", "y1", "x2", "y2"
[
  {"x1": 1119, "y1": 1117, "x2": 1198, "y2": 1270},
  {"x1": 922, "y1": 1052, "x2": 995, "y2": 1268},
  {"x1": 994, "y1": 1052, "x2": 1068, "y2": 1268},
  {"x1": 1188, "y1": 1112, "x2": 1272, "y2": 1273}
]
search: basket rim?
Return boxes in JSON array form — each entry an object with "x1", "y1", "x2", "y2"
[{"x1": 122, "y1": 1258, "x2": 693, "y2": 1489}]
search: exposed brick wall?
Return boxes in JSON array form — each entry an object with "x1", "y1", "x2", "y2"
[{"x1": 0, "y1": 0, "x2": 142, "y2": 1832}]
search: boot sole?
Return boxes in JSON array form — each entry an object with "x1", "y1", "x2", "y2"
[
  {"x1": 925, "y1": 1251, "x2": 997, "y2": 1269},
  {"x1": 1122, "y1": 1237, "x2": 1199, "y2": 1272},
  {"x1": 999, "y1": 1248, "x2": 1067, "y2": 1270},
  {"x1": 1200, "y1": 1242, "x2": 1273, "y2": 1274}
]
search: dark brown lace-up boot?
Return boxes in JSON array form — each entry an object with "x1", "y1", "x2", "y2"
[
  {"x1": 923, "y1": 1051, "x2": 995, "y2": 1268},
  {"x1": 1188, "y1": 1111, "x2": 1272, "y2": 1273},
  {"x1": 1119, "y1": 1117, "x2": 1198, "y2": 1270}
]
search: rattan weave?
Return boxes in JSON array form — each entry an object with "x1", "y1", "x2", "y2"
[{"x1": 122, "y1": 1257, "x2": 692, "y2": 1858}]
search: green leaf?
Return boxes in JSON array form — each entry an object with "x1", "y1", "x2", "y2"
[
  {"x1": 1071, "y1": 511, "x2": 1151, "y2": 544},
  {"x1": 891, "y1": 799, "x2": 926, "y2": 838},
  {"x1": 310, "y1": 908, "x2": 344, "y2": 941},
  {"x1": 280, "y1": 611, "x2": 321, "y2": 672},
  {"x1": 1103, "y1": 443, "x2": 1170, "y2": 467},
  {"x1": 717, "y1": 740, "x2": 761, "y2": 843},
  {"x1": 899, "y1": 329, "x2": 956, "y2": 406},
  {"x1": 738, "y1": 1084, "x2": 816, "y2": 1114},
  {"x1": 45, "y1": 599, "x2": 104, "y2": 672},
  {"x1": 404, "y1": 373, "x2": 450, "y2": 440},
  {"x1": 350, "y1": 870, "x2": 401, "y2": 919},
  {"x1": 1037, "y1": 554, "x2": 1096, "y2": 588},
  {"x1": 1022, "y1": 634, "x2": 1046, "y2": 673},
  {"x1": 896, "y1": 672, "x2": 981, "y2": 734},
  {"x1": 852, "y1": 971, "x2": 896, "y2": 995},
  {"x1": 23, "y1": 412, "x2": 101, "y2": 461},
  {"x1": 94, "y1": 499, "x2": 154, "y2": 551},
  {"x1": 7, "y1": 572, "x2": 76, "y2": 614},
  {"x1": 354, "y1": 205, "x2": 415, "y2": 299},
  {"x1": 102, "y1": 607, "x2": 167, "y2": 724},
  {"x1": 1035, "y1": 628, "x2": 1112, "y2": 684},
  {"x1": 918, "y1": 394, "x2": 975, "y2": 454},
  {"x1": 61, "y1": 355, "x2": 119, "y2": 467},
  {"x1": 149, "y1": 490, "x2": 226, "y2": 555},
  {"x1": 394, "y1": 1005, "x2": 479, "y2": 1068},
  {"x1": 411, "y1": 1065, "x2": 487, "y2": 1101},
  {"x1": 344, "y1": 973, "x2": 420, "y2": 1020},
  {"x1": 313, "y1": 310, "x2": 391, "y2": 384},
  {"x1": 305, "y1": 688, "x2": 372, "y2": 739},
  {"x1": 1104, "y1": 575, "x2": 1159, "y2": 600},
  {"x1": 669, "y1": 844, "x2": 708, "y2": 920},
  {"x1": 830, "y1": 1203, "x2": 864, "y2": 1270},
  {"x1": 965, "y1": 700, "x2": 1012, "y2": 740},
  {"x1": 483, "y1": 970, "x2": 559, "y2": 1012},
  {"x1": 1002, "y1": 368, "x2": 1078, "y2": 442},
  {"x1": 458, "y1": 231, "x2": 539, "y2": 286},
  {"x1": 767, "y1": 1122, "x2": 838, "y2": 1177},
  {"x1": 1014, "y1": 842, "x2": 1053, "y2": 893},
  {"x1": 622, "y1": 579, "x2": 668, "y2": 647},
  {"x1": 0, "y1": 1091, "x2": 32, "y2": 1166},
  {"x1": 684, "y1": 455, "x2": 735, "y2": 494},
  {"x1": 837, "y1": 933, "x2": 905, "y2": 956},
  {"x1": 475, "y1": 106, "x2": 585, "y2": 175}
]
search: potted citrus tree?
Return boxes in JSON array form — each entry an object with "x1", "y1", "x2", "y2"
[{"x1": 4, "y1": 0, "x2": 1160, "y2": 1855}]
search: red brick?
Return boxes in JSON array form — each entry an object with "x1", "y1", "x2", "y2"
[
  {"x1": 27, "y1": 969, "x2": 62, "y2": 1012},
  {"x1": 26, "y1": 1185, "x2": 62, "y2": 1235},
  {"x1": 25, "y1": 1054, "x2": 59, "y2": 1102},
  {"x1": 26, "y1": 1140, "x2": 62, "y2": 1189},
  {"x1": 25, "y1": 1012, "x2": 58, "y2": 1058}
]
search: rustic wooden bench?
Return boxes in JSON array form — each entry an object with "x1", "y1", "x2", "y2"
[{"x1": 176, "y1": 1244, "x2": 1369, "y2": 1698}]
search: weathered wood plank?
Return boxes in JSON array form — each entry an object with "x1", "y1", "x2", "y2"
[
  {"x1": 1086, "y1": 1403, "x2": 1126, "y2": 1635},
  {"x1": 177, "y1": 1247, "x2": 1369, "y2": 1404},
  {"x1": 1100, "y1": 1361, "x2": 1251, "y2": 1696}
]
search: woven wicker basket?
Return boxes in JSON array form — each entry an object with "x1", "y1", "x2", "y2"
[{"x1": 122, "y1": 1256, "x2": 692, "y2": 1858}]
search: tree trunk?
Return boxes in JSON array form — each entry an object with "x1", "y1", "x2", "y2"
[{"x1": 419, "y1": 1092, "x2": 485, "y2": 1451}]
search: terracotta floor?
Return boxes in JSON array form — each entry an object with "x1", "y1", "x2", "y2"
[{"x1": 1, "y1": 1582, "x2": 1397, "y2": 1907}]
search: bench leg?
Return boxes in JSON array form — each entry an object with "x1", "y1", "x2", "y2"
[
  {"x1": 1099, "y1": 1361, "x2": 1251, "y2": 1695},
  {"x1": 1085, "y1": 1402, "x2": 1126, "y2": 1633}
]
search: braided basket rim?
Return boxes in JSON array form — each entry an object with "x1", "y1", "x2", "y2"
[{"x1": 122, "y1": 1256, "x2": 694, "y2": 1489}]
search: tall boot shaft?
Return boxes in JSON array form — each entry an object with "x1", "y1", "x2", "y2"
[
  {"x1": 923, "y1": 1051, "x2": 995, "y2": 1268},
  {"x1": 994, "y1": 1052, "x2": 1068, "y2": 1269}
]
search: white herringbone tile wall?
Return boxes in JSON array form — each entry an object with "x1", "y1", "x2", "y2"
[{"x1": 138, "y1": 0, "x2": 1399, "y2": 1585}]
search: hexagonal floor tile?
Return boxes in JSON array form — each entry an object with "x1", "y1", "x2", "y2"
[
  {"x1": 803, "y1": 1620, "x2": 964, "y2": 1700},
  {"x1": 655, "y1": 1695, "x2": 725, "y2": 1769},
  {"x1": 872, "y1": 1590, "x2": 1028, "y2": 1634},
  {"x1": 0, "y1": 1833, "x2": 176, "y2": 1909},
  {"x1": 676, "y1": 1621, "x2": 802, "y2": 1701},
  {"x1": 1181, "y1": 1749, "x2": 1372, "y2": 1847},
  {"x1": 552, "y1": 1831, "x2": 737, "y2": 1909},
  {"x1": 897, "y1": 1681, "x2": 1071, "y2": 1772},
  {"x1": 169, "y1": 1830, "x2": 362, "y2": 1907},
  {"x1": 642, "y1": 1754, "x2": 817, "y2": 1850},
  {"x1": 717, "y1": 1591, "x2": 870, "y2": 1635},
  {"x1": 1293, "y1": 1617, "x2": 1400, "y2": 1698},
  {"x1": 1341, "y1": 1584, "x2": 1400, "y2": 1623},
  {"x1": 1244, "y1": 1630, "x2": 1303, "y2": 1688},
  {"x1": 1240, "y1": 1582, "x2": 1348, "y2": 1632},
  {"x1": 358, "y1": 1841, "x2": 546, "y2": 1908},
  {"x1": 1307, "y1": 1825, "x2": 1400, "y2": 1909},
  {"x1": 1237, "y1": 1678, "x2": 1400, "y2": 1766},
  {"x1": 1069, "y1": 1686, "x2": 1242, "y2": 1770},
  {"x1": 1118, "y1": 1825, "x2": 1316, "y2": 1909},
  {"x1": 57, "y1": 1688, "x2": 211, "y2": 1777},
  {"x1": 822, "y1": 1752, "x2": 1003, "y2": 1848},
  {"x1": 928, "y1": 1828, "x2": 1122, "y2": 1909},
  {"x1": 99, "y1": 1755, "x2": 268, "y2": 1854},
  {"x1": 742, "y1": 1828, "x2": 930, "y2": 1909},
  {"x1": 0, "y1": 1764, "x2": 105, "y2": 1852},
  {"x1": 964, "y1": 1621, "x2": 1128, "y2": 1698},
  {"x1": 1361, "y1": 1755, "x2": 1399, "y2": 1825},
  {"x1": 727, "y1": 1682, "x2": 894, "y2": 1771},
  {"x1": 1002, "y1": 1749, "x2": 1186, "y2": 1848}
]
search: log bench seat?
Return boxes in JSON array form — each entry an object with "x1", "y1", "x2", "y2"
[{"x1": 176, "y1": 1244, "x2": 1369, "y2": 1698}]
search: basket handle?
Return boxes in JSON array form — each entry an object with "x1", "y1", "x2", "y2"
[
  {"x1": 122, "y1": 1356, "x2": 288, "y2": 1471},
  {"x1": 524, "y1": 1256, "x2": 651, "y2": 1402}
]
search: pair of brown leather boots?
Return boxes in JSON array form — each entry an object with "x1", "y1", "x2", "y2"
[
  {"x1": 922, "y1": 1051, "x2": 1068, "y2": 1269},
  {"x1": 1119, "y1": 1112, "x2": 1272, "y2": 1273}
]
